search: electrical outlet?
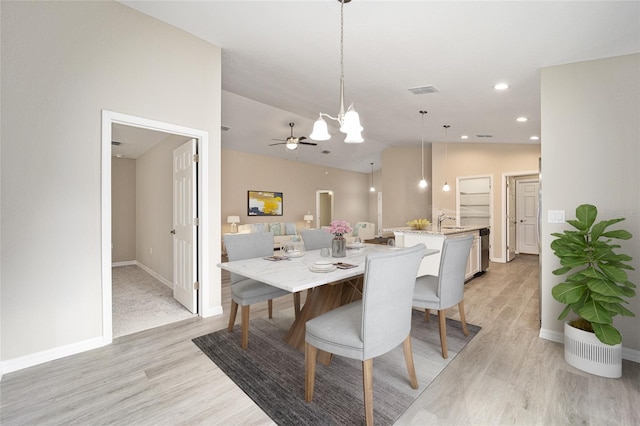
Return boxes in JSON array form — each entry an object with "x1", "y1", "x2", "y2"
[{"x1": 548, "y1": 210, "x2": 565, "y2": 223}]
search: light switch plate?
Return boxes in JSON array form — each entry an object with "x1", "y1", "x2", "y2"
[{"x1": 548, "y1": 210, "x2": 565, "y2": 223}]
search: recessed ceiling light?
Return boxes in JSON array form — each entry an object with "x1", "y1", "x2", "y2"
[
  {"x1": 530, "y1": 136, "x2": 540, "y2": 140},
  {"x1": 516, "y1": 117, "x2": 528, "y2": 122},
  {"x1": 461, "y1": 135, "x2": 469, "y2": 139},
  {"x1": 494, "y1": 83, "x2": 509, "y2": 90}
]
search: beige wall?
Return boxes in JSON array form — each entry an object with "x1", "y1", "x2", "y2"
[
  {"x1": 221, "y1": 149, "x2": 371, "y2": 233},
  {"x1": 381, "y1": 147, "x2": 433, "y2": 231},
  {"x1": 112, "y1": 158, "x2": 136, "y2": 263},
  {"x1": 1, "y1": 1, "x2": 221, "y2": 362},
  {"x1": 540, "y1": 54, "x2": 640, "y2": 353},
  {"x1": 431, "y1": 143, "x2": 541, "y2": 260},
  {"x1": 136, "y1": 136, "x2": 190, "y2": 282}
]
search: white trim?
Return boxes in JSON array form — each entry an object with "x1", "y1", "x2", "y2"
[
  {"x1": 136, "y1": 261, "x2": 173, "y2": 290},
  {"x1": 101, "y1": 110, "x2": 212, "y2": 337},
  {"x1": 0, "y1": 336, "x2": 108, "y2": 375},
  {"x1": 539, "y1": 328, "x2": 640, "y2": 363},
  {"x1": 202, "y1": 305, "x2": 224, "y2": 318},
  {"x1": 112, "y1": 260, "x2": 136, "y2": 267}
]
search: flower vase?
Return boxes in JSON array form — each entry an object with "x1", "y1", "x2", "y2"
[{"x1": 332, "y1": 235, "x2": 346, "y2": 258}]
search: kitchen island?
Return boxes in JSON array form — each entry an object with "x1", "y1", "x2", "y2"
[{"x1": 387, "y1": 226, "x2": 489, "y2": 280}]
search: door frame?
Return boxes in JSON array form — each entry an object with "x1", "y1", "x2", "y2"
[
  {"x1": 315, "y1": 189, "x2": 334, "y2": 229},
  {"x1": 500, "y1": 170, "x2": 538, "y2": 263},
  {"x1": 101, "y1": 110, "x2": 210, "y2": 342}
]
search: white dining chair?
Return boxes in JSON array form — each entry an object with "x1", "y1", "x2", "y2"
[
  {"x1": 300, "y1": 229, "x2": 333, "y2": 251},
  {"x1": 412, "y1": 235, "x2": 474, "y2": 359},
  {"x1": 304, "y1": 244, "x2": 426, "y2": 426},
  {"x1": 223, "y1": 232, "x2": 294, "y2": 349}
]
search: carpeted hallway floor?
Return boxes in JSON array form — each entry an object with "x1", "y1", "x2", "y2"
[{"x1": 112, "y1": 265, "x2": 196, "y2": 338}]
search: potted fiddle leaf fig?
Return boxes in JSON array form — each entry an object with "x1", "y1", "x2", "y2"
[{"x1": 551, "y1": 204, "x2": 636, "y2": 377}]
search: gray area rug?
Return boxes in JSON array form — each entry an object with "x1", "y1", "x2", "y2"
[
  {"x1": 193, "y1": 310, "x2": 480, "y2": 425},
  {"x1": 112, "y1": 265, "x2": 195, "y2": 337}
]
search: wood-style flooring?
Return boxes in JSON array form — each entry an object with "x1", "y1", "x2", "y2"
[{"x1": 1, "y1": 254, "x2": 638, "y2": 425}]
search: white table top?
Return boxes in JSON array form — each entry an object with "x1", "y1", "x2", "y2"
[{"x1": 218, "y1": 244, "x2": 439, "y2": 293}]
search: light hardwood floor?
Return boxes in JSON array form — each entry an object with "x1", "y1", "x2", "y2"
[{"x1": 1, "y1": 254, "x2": 638, "y2": 425}]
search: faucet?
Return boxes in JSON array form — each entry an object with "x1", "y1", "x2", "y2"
[{"x1": 437, "y1": 213, "x2": 456, "y2": 232}]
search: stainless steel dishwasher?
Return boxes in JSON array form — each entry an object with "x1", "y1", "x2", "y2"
[{"x1": 479, "y1": 228, "x2": 490, "y2": 272}]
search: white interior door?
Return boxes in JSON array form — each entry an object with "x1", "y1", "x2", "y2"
[
  {"x1": 172, "y1": 139, "x2": 197, "y2": 313},
  {"x1": 516, "y1": 179, "x2": 539, "y2": 255},
  {"x1": 506, "y1": 176, "x2": 517, "y2": 262}
]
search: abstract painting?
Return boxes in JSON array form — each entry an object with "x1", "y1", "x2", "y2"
[{"x1": 247, "y1": 191, "x2": 283, "y2": 216}]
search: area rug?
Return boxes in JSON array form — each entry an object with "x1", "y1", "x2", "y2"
[{"x1": 193, "y1": 310, "x2": 480, "y2": 426}]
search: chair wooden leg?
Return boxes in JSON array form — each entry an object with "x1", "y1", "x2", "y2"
[
  {"x1": 458, "y1": 300, "x2": 469, "y2": 336},
  {"x1": 362, "y1": 358, "x2": 374, "y2": 426},
  {"x1": 402, "y1": 335, "x2": 419, "y2": 389},
  {"x1": 268, "y1": 299, "x2": 273, "y2": 319},
  {"x1": 438, "y1": 309, "x2": 448, "y2": 359},
  {"x1": 305, "y1": 343, "x2": 318, "y2": 402},
  {"x1": 241, "y1": 305, "x2": 250, "y2": 350},
  {"x1": 424, "y1": 308, "x2": 431, "y2": 321},
  {"x1": 227, "y1": 300, "x2": 238, "y2": 332},
  {"x1": 293, "y1": 292, "x2": 301, "y2": 321}
]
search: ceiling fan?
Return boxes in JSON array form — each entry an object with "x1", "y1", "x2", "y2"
[{"x1": 269, "y1": 122, "x2": 317, "y2": 150}]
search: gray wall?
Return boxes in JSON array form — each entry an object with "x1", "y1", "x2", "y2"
[
  {"x1": 540, "y1": 53, "x2": 640, "y2": 354},
  {"x1": 112, "y1": 158, "x2": 136, "y2": 263},
  {"x1": 1, "y1": 1, "x2": 221, "y2": 363}
]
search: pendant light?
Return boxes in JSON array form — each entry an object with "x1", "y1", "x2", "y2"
[
  {"x1": 369, "y1": 162, "x2": 376, "y2": 192},
  {"x1": 418, "y1": 111, "x2": 428, "y2": 188},
  {"x1": 442, "y1": 124, "x2": 451, "y2": 192},
  {"x1": 309, "y1": 0, "x2": 364, "y2": 144}
]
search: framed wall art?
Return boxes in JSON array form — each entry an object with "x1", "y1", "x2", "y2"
[{"x1": 247, "y1": 190, "x2": 283, "y2": 216}]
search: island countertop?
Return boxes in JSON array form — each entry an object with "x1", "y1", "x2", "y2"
[{"x1": 384, "y1": 225, "x2": 489, "y2": 236}]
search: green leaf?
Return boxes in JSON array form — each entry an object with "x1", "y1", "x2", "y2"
[
  {"x1": 552, "y1": 282, "x2": 587, "y2": 304},
  {"x1": 602, "y1": 303, "x2": 635, "y2": 317},
  {"x1": 586, "y1": 277, "x2": 624, "y2": 297},
  {"x1": 589, "y1": 293, "x2": 625, "y2": 304},
  {"x1": 599, "y1": 264, "x2": 628, "y2": 284},
  {"x1": 576, "y1": 204, "x2": 598, "y2": 229},
  {"x1": 557, "y1": 304, "x2": 572, "y2": 320},
  {"x1": 552, "y1": 266, "x2": 573, "y2": 276},
  {"x1": 592, "y1": 323, "x2": 621, "y2": 345},
  {"x1": 601, "y1": 229, "x2": 632, "y2": 240},
  {"x1": 578, "y1": 299, "x2": 612, "y2": 324}
]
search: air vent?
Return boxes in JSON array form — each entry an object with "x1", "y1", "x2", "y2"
[
  {"x1": 111, "y1": 141, "x2": 122, "y2": 146},
  {"x1": 321, "y1": 150, "x2": 331, "y2": 155},
  {"x1": 407, "y1": 85, "x2": 440, "y2": 95},
  {"x1": 476, "y1": 134, "x2": 493, "y2": 138},
  {"x1": 221, "y1": 125, "x2": 231, "y2": 131}
]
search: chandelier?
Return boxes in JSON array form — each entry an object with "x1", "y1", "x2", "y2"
[{"x1": 309, "y1": 0, "x2": 363, "y2": 144}]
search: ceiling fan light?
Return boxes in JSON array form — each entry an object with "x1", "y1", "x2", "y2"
[
  {"x1": 419, "y1": 178, "x2": 427, "y2": 188},
  {"x1": 340, "y1": 108, "x2": 363, "y2": 134},
  {"x1": 286, "y1": 141, "x2": 298, "y2": 150},
  {"x1": 442, "y1": 182, "x2": 450, "y2": 192},
  {"x1": 310, "y1": 116, "x2": 330, "y2": 141},
  {"x1": 344, "y1": 130, "x2": 364, "y2": 143}
]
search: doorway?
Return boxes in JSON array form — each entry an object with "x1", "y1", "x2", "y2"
[
  {"x1": 102, "y1": 110, "x2": 211, "y2": 343},
  {"x1": 503, "y1": 171, "x2": 539, "y2": 262},
  {"x1": 316, "y1": 190, "x2": 333, "y2": 228}
]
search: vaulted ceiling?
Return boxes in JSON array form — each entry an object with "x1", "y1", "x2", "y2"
[{"x1": 118, "y1": 1, "x2": 640, "y2": 172}]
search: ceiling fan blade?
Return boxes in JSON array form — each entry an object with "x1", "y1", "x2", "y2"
[
  {"x1": 298, "y1": 136, "x2": 307, "y2": 141},
  {"x1": 269, "y1": 142, "x2": 286, "y2": 146},
  {"x1": 299, "y1": 141, "x2": 317, "y2": 146}
]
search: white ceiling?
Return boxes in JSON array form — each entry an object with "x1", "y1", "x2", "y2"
[{"x1": 118, "y1": 1, "x2": 640, "y2": 172}]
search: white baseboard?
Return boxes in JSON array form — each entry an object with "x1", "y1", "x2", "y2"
[
  {"x1": 540, "y1": 327, "x2": 640, "y2": 362},
  {"x1": 112, "y1": 260, "x2": 136, "y2": 267},
  {"x1": 202, "y1": 305, "x2": 224, "y2": 318},
  {"x1": 0, "y1": 336, "x2": 109, "y2": 376},
  {"x1": 134, "y1": 261, "x2": 174, "y2": 290}
]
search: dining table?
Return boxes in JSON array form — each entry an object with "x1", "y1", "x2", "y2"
[{"x1": 218, "y1": 243, "x2": 439, "y2": 364}]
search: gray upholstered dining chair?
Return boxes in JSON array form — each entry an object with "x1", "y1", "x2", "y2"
[
  {"x1": 300, "y1": 229, "x2": 333, "y2": 251},
  {"x1": 412, "y1": 235, "x2": 474, "y2": 359},
  {"x1": 223, "y1": 232, "x2": 293, "y2": 349},
  {"x1": 305, "y1": 244, "x2": 426, "y2": 426}
]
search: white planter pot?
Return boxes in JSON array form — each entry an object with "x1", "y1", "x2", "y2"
[{"x1": 564, "y1": 322, "x2": 622, "y2": 378}]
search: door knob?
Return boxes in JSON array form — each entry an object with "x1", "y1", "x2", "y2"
[{"x1": 170, "y1": 229, "x2": 176, "y2": 234}]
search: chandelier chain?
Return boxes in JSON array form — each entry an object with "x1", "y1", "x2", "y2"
[{"x1": 340, "y1": 0, "x2": 345, "y2": 82}]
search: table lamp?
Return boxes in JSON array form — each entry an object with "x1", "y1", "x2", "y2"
[
  {"x1": 304, "y1": 214, "x2": 314, "y2": 230},
  {"x1": 227, "y1": 215, "x2": 240, "y2": 234}
]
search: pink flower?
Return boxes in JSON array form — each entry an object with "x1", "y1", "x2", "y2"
[{"x1": 328, "y1": 220, "x2": 352, "y2": 236}]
